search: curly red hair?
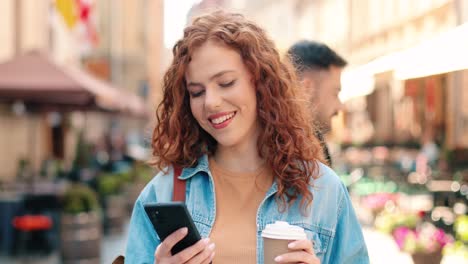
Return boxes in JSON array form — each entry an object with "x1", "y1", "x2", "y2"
[{"x1": 152, "y1": 11, "x2": 324, "y2": 209}]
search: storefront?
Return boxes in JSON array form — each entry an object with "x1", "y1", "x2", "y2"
[{"x1": 341, "y1": 22, "x2": 468, "y2": 155}]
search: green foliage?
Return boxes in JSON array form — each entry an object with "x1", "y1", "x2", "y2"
[
  {"x1": 72, "y1": 131, "x2": 92, "y2": 169},
  {"x1": 443, "y1": 241, "x2": 468, "y2": 258},
  {"x1": 454, "y1": 215, "x2": 468, "y2": 242},
  {"x1": 62, "y1": 183, "x2": 100, "y2": 214},
  {"x1": 97, "y1": 173, "x2": 123, "y2": 196},
  {"x1": 375, "y1": 211, "x2": 419, "y2": 234},
  {"x1": 97, "y1": 162, "x2": 156, "y2": 196},
  {"x1": 131, "y1": 161, "x2": 155, "y2": 183},
  {"x1": 17, "y1": 158, "x2": 32, "y2": 179}
]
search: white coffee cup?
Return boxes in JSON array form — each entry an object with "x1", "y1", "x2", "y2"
[{"x1": 261, "y1": 221, "x2": 307, "y2": 264}]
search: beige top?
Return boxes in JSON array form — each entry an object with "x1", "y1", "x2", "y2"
[{"x1": 208, "y1": 157, "x2": 273, "y2": 264}]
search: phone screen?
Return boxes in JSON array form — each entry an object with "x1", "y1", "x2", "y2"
[{"x1": 144, "y1": 202, "x2": 202, "y2": 255}]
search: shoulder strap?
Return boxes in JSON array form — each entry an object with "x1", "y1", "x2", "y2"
[
  {"x1": 112, "y1": 255, "x2": 125, "y2": 264},
  {"x1": 172, "y1": 166, "x2": 186, "y2": 202}
]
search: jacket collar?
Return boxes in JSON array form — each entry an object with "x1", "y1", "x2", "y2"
[{"x1": 178, "y1": 154, "x2": 210, "y2": 180}]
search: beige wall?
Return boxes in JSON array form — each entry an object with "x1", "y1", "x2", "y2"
[
  {"x1": 0, "y1": 0, "x2": 14, "y2": 61},
  {"x1": 0, "y1": 111, "x2": 49, "y2": 182},
  {"x1": 21, "y1": 0, "x2": 49, "y2": 52},
  {"x1": 347, "y1": 0, "x2": 456, "y2": 64},
  {"x1": 459, "y1": 0, "x2": 468, "y2": 23},
  {"x1": 309, "y1": 0, "x2": 349, "y2": 54},
  {"x1": 248, "y1": 1, "x2": 299, "y2": 52},
  {"x1": 0, "y1": 0, "x2": 50, "y2": 60},
  {"x1": 461, "y1": 70, "x2": 468, "y2": 147},
  {"x1": 0, "y1": 0, "x2": 51, "y2": 181},
  {"x1": 147, "y1": 0, "x2": 164, "y2": 112},
  {"x1": 448, "y1": 70, "x2": 468, "y2": 148}
]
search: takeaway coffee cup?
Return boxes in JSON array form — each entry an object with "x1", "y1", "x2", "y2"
[{"x1": 261, "y1": 221, "x2": 307, "y2": 264}]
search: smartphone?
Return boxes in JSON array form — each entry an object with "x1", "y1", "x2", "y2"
[{"x1": 144, "y1": 202, "x2": 202, "y2": 255}]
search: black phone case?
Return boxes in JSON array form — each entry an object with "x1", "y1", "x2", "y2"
[{"x1": 144, "y1": 202, "x2": 202, "y2": 255}]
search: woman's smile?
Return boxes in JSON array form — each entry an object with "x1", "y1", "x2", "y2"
[{"x1": 208, "y1": 111, "x2": 237, "y2": 129}]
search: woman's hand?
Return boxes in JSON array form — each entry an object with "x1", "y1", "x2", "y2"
[
  {"x1": 154, "y1": 227, "x2": 215, "y2": 264},
  {"x1": 274, "y1": 239, "x2": 320, "y2": 264}
]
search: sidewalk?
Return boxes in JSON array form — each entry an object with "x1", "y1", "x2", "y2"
[{"x1": 363, "y1": 227, "x2": 413, "y2": 264}]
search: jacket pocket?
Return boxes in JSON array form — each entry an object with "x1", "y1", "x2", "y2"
[{"x1": 290, "y1": 222, "x2": 332, "y2": 256}]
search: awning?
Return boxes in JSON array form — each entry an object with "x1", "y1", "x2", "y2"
[
  {"x1": 0, "y1": 51, "x2": 148, "y2": 117},
  {"x1": 0, "y1": 51, "x2": 94, "y2": 107},
  {"x1": 395, "y1": 22, "x2": 468, "y2": 80},
  {"x1": 341, "y1": 22, "x2": 468, "y2": 101}
]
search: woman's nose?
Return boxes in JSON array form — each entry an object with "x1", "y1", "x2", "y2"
[{"x1": 204, "y1": 88, "x2": 222, "y2": 110}]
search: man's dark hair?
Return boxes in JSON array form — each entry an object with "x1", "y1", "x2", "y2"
[{"x1": 287, "y1": 40, "x2": 347, "y2": 74}]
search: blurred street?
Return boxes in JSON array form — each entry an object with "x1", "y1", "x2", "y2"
[
  {"x1": 0, "y1": 222, "x2": 446, "y2": 264},
  {"x1": 1, "y1": 214, "x2": 465, "y2": 264},
  {"x1": 0, "y1": 221, "x2": 128, "y2": 264},
  {"x1": 0, "y1": 224, "x2": 416, "y2": 264}
]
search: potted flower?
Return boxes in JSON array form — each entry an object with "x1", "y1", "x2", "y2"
[
  {"x1": 443, "y1": 215, "x2": 468, "y2": 260},
  {"x1": 362, "y1": 192, "x2": 398, "y2": 219},
  {"x1": 374, "y1": 210, "x2": 419, "y2": 234},
  {"x1": 392, "y1": 222, "x2": 453, "y2": 264},
  {"x1": 60, "y1": 182, "x2": 102, "y2": 264}
]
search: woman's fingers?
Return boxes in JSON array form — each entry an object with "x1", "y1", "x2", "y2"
[
  {"x1": 274, "y1": 250, "x2": 319, "y2": 264},
  {"x1": 288, "y1": 239, "x2": 315, "y2": 255},
  {"x1": 185, "y1": 242, "x2": 215, "y2": 264},
  {"x1": 154, "y1": 229, "x2": 214, "y2": 264},
  {"x1": 171, "y1": 238, "x2": 211, "y2": 263},
  {"x1": 155, "y1": 227, "x2": 188, "y2": 257},
  {"x1": 274, "y1": 239, "x2": 319, "y2": 264},
  {"x1": 171, "y1": 238, "x2": 210, "y2": 263},
  {"x1": 201, "y1": 252, "x2": 215, "y2": 264}
]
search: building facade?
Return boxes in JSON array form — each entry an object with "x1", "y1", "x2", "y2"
[{"x1": 0, "y1": 0, "x2": 164, "y2": 181}]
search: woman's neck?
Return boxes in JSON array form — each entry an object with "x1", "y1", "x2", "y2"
[{"x1": 214, "y1": 139, "x2": 264, "y2": 173}]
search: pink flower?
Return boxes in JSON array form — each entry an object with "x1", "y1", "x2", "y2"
[
  {"x1": 363, "y1": 193, "x2": 398, "y2": 210},
  {"x1": 392, "y1": 223, "x2": 454, "y2": 253},
  {"x1": 393, "y1": 227, "x2": 413, "y2": 250}
]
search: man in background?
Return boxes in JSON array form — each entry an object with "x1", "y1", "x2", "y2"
[{"x1": 287, "y1": 40, "x2": 347, "y2": 166}]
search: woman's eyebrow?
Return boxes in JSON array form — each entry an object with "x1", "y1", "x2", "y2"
[
  {"x1": 209, "y1": 70, "x2": 235, "y2": 80},
  {"x1": 187, "y1": 70, "x2": 235, "y2": 88}
]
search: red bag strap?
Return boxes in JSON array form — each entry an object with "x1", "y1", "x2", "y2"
[{"x1": 172, "y1": 166, "x2": 186, "y2": 202}]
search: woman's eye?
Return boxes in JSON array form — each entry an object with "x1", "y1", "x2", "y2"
[
  {"x1": 190, "y1": 90, "x2": 204, "y2": 98},
  {"x1": 219, "y1": 80, "x2": 235, "y2": 88}
]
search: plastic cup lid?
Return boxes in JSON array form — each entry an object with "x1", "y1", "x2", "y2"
[{"x1": 261, "y1": 221, "x2": 307, "y2": 240}]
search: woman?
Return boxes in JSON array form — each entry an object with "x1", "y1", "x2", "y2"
[{"x1": 126, "y1": 11, "x2": 369, "y2": 264}]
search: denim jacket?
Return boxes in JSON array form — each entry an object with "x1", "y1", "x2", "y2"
[{"x1": 125, "y1": 155, "x2": 369, "y2": 263}]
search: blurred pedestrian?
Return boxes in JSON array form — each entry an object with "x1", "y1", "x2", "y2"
[
  {"x1": 287, "y1": 41, "x2": 347, "y2": 166},
  {"x1": 420, "y1": 128, "x2": 439, "y2": 167},
  {"x1": 125, "y1": 11, "x2": 368, "y2": 264}
]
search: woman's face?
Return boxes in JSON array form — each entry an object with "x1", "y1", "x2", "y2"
[{"x1": 185, "y1": 41, "x2": 259, "y2": 150}]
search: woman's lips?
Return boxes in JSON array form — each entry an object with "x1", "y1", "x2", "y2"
[{"x1": 208, "y1": 111, "x2": 236, "y2": 129}]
